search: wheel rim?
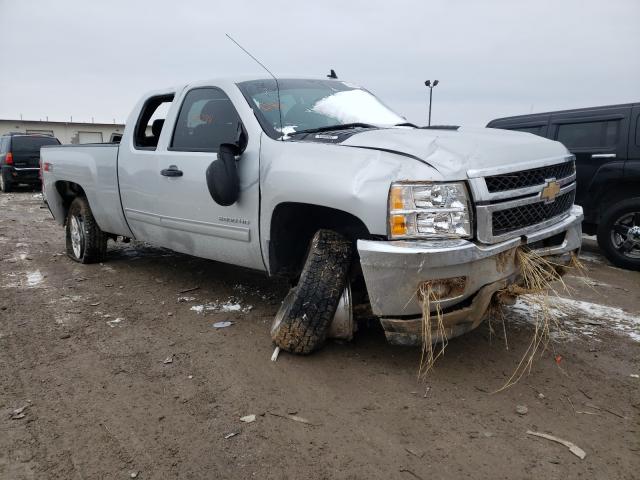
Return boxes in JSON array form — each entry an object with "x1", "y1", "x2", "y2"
[
  {"x1": 610, "y1": 212, "x2": 640, "y2": 259},
  {"x1": 70, "y1": 214, "x2": 84, "y2": 258}
]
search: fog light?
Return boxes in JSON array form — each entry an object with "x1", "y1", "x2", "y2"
[{"x1": 419, "y1": 276, "x2": 467, "y2": 300}]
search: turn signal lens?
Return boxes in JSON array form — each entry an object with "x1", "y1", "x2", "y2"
[
  {"x1": 5, "y1": 152, "x2": 13, "y2": 165},
  {"x1": 389, "y1": 185, "x2": 407, "y2": 210},
  {"x1": 390, "y1": 215, "x2": 407, "y2": 236}
]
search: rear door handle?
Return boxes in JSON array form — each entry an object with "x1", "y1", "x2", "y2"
[
  {"x1": 591, "y1": 153, "x2": 616, "y2": 159},
  {"x1": 160, "y1": 165, "x2": 183, "y2": 177}
]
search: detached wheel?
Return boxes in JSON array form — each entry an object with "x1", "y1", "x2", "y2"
[
  {"x1": 271, "y1": 229, "x2": 352, "y2": 354},
  {"x1": 65, "y1": 196, "x2": 108, "y2": 263},
  {"x1": 0, "y1": 171, "x2": 12, "y2": 192},
  {"x1": 597, "y1": 198, "x2": 640, "y2": 271}
]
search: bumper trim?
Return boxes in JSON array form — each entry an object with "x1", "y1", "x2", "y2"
[{"x1": 357, "y1": 205, "x2": 583, "y2": 318}]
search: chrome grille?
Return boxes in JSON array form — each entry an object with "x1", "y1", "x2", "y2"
[
  {"x1": 492, "y1": 189, "x2": 575, "y2": 237},
  {"x1": 485, "y1": 161, "x2": 575, "y2": 193}
]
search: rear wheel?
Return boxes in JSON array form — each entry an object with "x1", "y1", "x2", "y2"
[
  {"x1": 597, "y1": 198, "x2": 640, "y2": 271},
  {"x1": 65, "y1": 196, "x2": 108, "y2": 263},
  {"x1": 271, "y1": 229, "x2": 352, "y2": 354},
  {"x1": 0, "y1": 171, "x2": 12, "y2": 192}
]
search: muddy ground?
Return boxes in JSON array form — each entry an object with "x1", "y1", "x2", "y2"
[{"x1": 1, "y1": 190, "x2": 638, "y2": 480}]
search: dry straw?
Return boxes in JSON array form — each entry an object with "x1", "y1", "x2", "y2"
[
  {"x1": 417, "y1": 282, "x2": 448, "y2": 380},
  {"x1": 417, "y1": 247, "x2": 588, "y2": 390}
]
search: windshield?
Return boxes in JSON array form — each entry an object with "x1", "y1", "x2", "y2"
[
  {"x1": 237, "y1": 79, "x2": 405, "y2": 138},
  {"x1": 12, "y1": 136, "x2": 59, "y2": 153}
]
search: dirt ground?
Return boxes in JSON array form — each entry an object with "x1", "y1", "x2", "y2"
[{"x1": 1, "y1": 190, "x2": 638, "y2": 480}]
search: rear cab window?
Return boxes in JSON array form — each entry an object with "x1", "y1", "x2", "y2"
[{"x1": 134, "y1": 94, "x2": 175, "y2": 150}]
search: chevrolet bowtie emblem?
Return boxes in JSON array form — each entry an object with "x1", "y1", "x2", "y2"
[{"x1": 541, "y1": 180, "x2": 561, "y2": 203}]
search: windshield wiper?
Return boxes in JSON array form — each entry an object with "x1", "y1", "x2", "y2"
[
  {"x1": 287, "y1": 122, "x2": 378, "y2": 136},
  {"x1": 394, "y1": 122, "x2": 418, "y2": 127}
]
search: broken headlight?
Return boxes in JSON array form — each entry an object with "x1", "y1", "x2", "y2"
[{"x1": 388, "y1": 182, "x2": 473, "y2": 239}]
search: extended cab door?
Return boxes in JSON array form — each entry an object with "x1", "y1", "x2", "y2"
[
  {"x1": 118, "y1": 84, "x2": 264, "y2": 271},
  {"x1": 549, "y1": 107, "x2": 629, "y2": 222}
]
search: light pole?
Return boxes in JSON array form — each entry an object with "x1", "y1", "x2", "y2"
[{"x1": 424, "y1": 80, "x2": 439, "y2": 126}]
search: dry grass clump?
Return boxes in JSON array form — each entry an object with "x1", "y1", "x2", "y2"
[
  {"x1": 417, "y1": 282, "x2": 447, "y2": 380},
  {"x1": 492, "y1": 248, "x2": 582, "y2": 392},
  {"x1": 415, "y1": 248, "x2": 588, "y2": 388}
]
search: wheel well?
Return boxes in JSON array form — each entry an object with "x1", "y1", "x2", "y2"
[
  {"x1": 55, "y1": 181, "x2": 86, "y2": 222},
  {"x1": 268, "y1": 202, "x2": 376, "y2": 277},
  {"x1": 590, "y1": 182, "x2": 640, "y2": 224}
]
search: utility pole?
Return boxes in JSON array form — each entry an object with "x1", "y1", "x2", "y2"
[{"x1": 424, "y1": 80, "x2": 439, "y2": 126}]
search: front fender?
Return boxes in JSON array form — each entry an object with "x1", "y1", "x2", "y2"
[{"x1": 259, "y1": 138, "x2": 442, "y2": 262}]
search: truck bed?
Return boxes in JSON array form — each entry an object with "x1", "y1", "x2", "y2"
[{"x1": 41, "y1": 143, "x2": 133, "y2": 237}]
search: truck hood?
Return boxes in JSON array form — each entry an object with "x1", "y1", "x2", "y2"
[{"x1": 340, "y1": 126, "x2": 569, "y2": 179}]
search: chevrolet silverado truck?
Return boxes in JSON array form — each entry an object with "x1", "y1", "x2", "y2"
[{"x1": 41, "y1": 76, "x2": 583, "y2": 353}]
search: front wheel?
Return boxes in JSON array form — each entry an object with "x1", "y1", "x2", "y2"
[
  {"x1": 65, "y1": 196, "x2": 108, "y2": 263},
  {"x1": 597, "y1": 198, "x2": 640, "y2": 271},
  {"x1": 271, "y1": 229, "x2": 352, "y2": 354}
]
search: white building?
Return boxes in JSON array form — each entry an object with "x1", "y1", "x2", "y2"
[{"x1": 0, "y1": 119, "x2": 125, "y2": 144}]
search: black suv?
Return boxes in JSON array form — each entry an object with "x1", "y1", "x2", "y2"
[
  {"x1": 0, "y1": 133, "x2": 60, "y2": 192},
  {"x1": 488, "y1": 103, "x2": 640, "y2": 270}
]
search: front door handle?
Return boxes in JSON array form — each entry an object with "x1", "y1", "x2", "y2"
[
  {"x1": 160, "y1": 165, "x2": 183, "y2": 177},
  {"x1": 591, "y1": 153, "x2": 616, "y2": 159}
]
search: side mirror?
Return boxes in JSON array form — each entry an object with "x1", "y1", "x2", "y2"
[{"x1": 206, "y1": 143, "x2": 240, "y2": 206}]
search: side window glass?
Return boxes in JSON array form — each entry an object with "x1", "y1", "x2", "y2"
[
  {"x1": 134, "y1": 94, "x2": 174, "y2": 150},
  {"x1": 171, "y1": 88, "x2": 243, "y2": 152},
  {"x1": 637, "y1": 115, "x2": 640, "y2": 146},
  {"x1": 556, "y1": 121, "x2": 605, "y2": 149}
]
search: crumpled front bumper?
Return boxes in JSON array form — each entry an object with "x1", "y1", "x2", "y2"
[{"x1": 357, "y1": 205, "x2": 583, "y2": 346}]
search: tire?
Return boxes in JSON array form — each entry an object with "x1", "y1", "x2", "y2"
[
  {"x1": 65, "y1": 196, "x2": 108, "y2": 263},
  {"x1": 271, "y1": 229, "x2": 352, "y2": 354},
  {"x1": 597, "y1": 198, "x2": 640, "y2": 271},
  {"x1": 0, "y1": 170, "x2": 12, "y2": 192}
]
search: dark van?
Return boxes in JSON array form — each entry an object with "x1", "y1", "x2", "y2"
[
  {"x1": 0, "y1": 133, "x2": 60, "y2": 192},
  {"x1": 488, "y1": 103, "x2": 640, "y2": 270}
]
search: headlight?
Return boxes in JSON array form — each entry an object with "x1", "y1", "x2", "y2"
[{"x1": 388, "y1": 182, "x2": 473, "y2": 239}]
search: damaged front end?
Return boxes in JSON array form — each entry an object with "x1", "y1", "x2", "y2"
[{"x1": 357, "y1": 156, "x2": 583, "y2": 347}]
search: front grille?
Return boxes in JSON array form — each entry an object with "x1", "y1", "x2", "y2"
[
  {"x1": 492, "y1": 189, "x2": 575, "y2": 236},
  {"x1": 485, "y1": 161, "x2": 575, "y2": 193}
]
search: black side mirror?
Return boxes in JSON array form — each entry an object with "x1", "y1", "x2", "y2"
[{"x1": 206, "y1": 143, "x2": 240, "y2": 206}]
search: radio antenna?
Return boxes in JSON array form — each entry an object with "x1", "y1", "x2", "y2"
[{"x1": 226, "y1": 33, "x2": 284, "y2": 139}]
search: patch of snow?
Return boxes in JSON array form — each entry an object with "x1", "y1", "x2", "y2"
[
  {"x1": 178, "y1": 296, "x2": 196, "y2": 303},
  {"x1": 312, "y1": 89, "x2": 404, "y2": 126},
  {"x1": 106, "y1": 317, "x2": 124, "y2": 328},
  {"x1": 506, "y1": 295, "x2": 640, "y2": 342},
  {"x1": 277, "y1": 125, "x2": 298, "y2": 140},
  {"x1": 190, "y1": 298, "x2": 252, "y2": 315},
  {"x1": 26, "y1": 270, "x2": 43, "y2": 287}
]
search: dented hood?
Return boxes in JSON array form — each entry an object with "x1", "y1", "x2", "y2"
[{"x1": 340, "y1": 126, "x2": 570, "y2": 179}]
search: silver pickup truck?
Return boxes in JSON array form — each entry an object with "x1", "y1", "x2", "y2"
[{"x1": 41, "y1": 76, "x2": 583, "y2": 353}]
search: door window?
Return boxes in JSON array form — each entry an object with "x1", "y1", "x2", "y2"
[
  {"x1": 170, "y1": 88, "x2": 243, "y2": 152},
  {"x1": 556, "y1": 120, "x2": 619, "y2": 149}
]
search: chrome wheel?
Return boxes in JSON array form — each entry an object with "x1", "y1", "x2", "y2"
[
  {"x1": 611, "y1": 212, "x2": 640, "y2": 259},
  {"x1": 69, "y1": 214, "x2": 84, "y2": 259}
]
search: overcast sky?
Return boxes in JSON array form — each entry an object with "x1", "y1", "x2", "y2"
[{"x1": 0, "y1": 0, "x2": 638, "y2": 127}]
